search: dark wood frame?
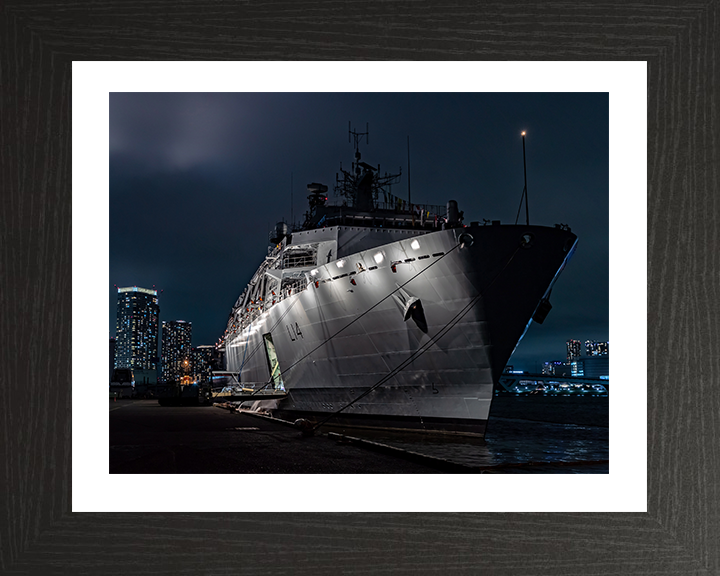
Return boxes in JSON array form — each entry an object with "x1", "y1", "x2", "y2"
[{"x1": 2, "y1": 2, "x2": 717, "y2": 574}]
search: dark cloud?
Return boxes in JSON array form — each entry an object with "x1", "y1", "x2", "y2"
[{"x1": 110, "y1": 92, "x2": 609, "y2": 369}]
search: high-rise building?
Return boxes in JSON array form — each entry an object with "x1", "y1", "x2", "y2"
[
  {"x1": 191, "y1": 345, "x2": 218, "y2": 383},
  {"x1": 161, "y1": 320, "x2": 193, "y2": 382},
  {"x1": 571, "y1": 356, "x2": 609, "y2": 378},
  {"x1": 585, "y1": 340, "x2": 609, "y2": 356},
  {"x1": 114, "y1": 286, "x2": 160, "y2": 371},
  {"x1": 542, "y1": 360, "x2": 568, "y2": 376},
  {"x1": 109, "y1": 337, "x2": 116, "y2": 381},
  {"x1": 566, "y1": 339, "x2": 582, "y2": 362}
]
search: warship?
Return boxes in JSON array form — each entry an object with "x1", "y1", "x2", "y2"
[{"x1": 221, "y1": 127, "x2": 577, "y2": 436}]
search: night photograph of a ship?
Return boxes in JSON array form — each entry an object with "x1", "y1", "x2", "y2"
[
  {"x1": 109, "y1": 92, "x2": 609, "y2": 474},
  {"x1": 222, "y1": 125, "x2": 577, "y2": 437}
]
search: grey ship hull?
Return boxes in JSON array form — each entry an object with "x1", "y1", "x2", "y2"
[{"x1": 225, "y1": 223, "x2": 576, "y2": 436}]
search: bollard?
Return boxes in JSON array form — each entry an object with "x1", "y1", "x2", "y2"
[{"x1": 294, "y1": 418, "x2": 315, "y2": 437}]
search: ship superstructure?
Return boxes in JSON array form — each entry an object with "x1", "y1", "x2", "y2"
[{"x1": 221, "y1": 128, "x2": 577, "y2": 436}]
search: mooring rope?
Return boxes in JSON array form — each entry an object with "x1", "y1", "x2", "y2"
[{"x1": 311, "y1": 244, "x2": 522, "y2": 431}]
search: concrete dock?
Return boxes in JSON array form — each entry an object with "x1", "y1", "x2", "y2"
[{"x1": 109, "y1": 400, "x2": 446, "y2": 474}]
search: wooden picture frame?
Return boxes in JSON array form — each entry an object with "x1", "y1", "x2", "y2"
[{"x1": 1, "y1": 2, "x2": 715, "y2": 573}]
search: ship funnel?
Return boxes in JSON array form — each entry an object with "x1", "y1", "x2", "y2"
[{"x1": 356, "y1": 170, "x2": 374, "y2": 211}]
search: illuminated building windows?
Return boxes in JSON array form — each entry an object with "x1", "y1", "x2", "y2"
[
  {"x1": 566, "y1": 339, "x2": 582, "y2": 362},
  {"x1": 114, "y1": 286, "x2": 159, "y2": 372},
  {"x1": 161, "y1": 320, "x2": 193, "y2": 383},
  {"x1": 585, "y1": 340, "x2": 609, "y2": 356}
]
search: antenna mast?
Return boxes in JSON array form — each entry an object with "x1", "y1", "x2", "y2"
[
  {"x1": 348, "y1": 121, "x2": 370, "y2": 156},
  {"x1": 335, "y1": 122, "x2": 401, "y2": 207},
  {"x1": 515, "y1": 130, "x2": 530, "y2": 226},
  {"x1": 407, "y1": 136, "x2": 411, "y2": 206},
  {"x1": 290, "y1": 172, "x2": 294, "y2": 227}
]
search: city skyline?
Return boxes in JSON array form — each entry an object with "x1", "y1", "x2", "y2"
[{"x1": 109, "y1": 92, "x2": 609, "y2": 371}]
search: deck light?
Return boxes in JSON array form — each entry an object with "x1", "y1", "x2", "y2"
[
  {"x1": 410, "y1": 239, "x2": 420, "y2": 250},
  {"x1": 373, "y1": 252, "x2": 384, "y2": 264}
]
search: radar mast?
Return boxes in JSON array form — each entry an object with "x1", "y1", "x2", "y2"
[{"x1": 334, "y1": 122, "x2": 401, "y2": 210}]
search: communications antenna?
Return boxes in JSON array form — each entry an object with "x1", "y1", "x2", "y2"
[
  {"x1": 514, "y1": 130, "x2": 530, "y2": 226},
  {"x1": 407, "y1": 135, "x2": 415, "y2": 225},
  {"x1": 349, "y1": 121, "x2": 369, "y2": 155}
]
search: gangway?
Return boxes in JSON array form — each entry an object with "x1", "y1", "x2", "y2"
[
  {"x1": 213, "y1": 389, "x2": 288, "y2": 402},
  {"x1": 210, "y1": 371, "x2": 288, "y2": 402}
]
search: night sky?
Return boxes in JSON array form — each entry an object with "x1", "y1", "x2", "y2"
[{"x1": 109, "y1": 92, "x2": 608, "y2": 371}]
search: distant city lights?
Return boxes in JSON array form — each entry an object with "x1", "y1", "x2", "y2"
[{"x1": 118, "y1": 286, "x2": 157, "y2": 296}]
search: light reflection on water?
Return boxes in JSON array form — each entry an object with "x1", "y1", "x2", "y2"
[{"x1": 328, "y1": 395, "x2": 609, "y2": 474}]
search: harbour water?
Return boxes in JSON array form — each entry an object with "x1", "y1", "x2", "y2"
[
  {"x1": 110, "y1": 394, "x2": 608, "y2": 474},
  {"x1": 322, "y1": 393, "x2": 609, "y2": 473}
]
